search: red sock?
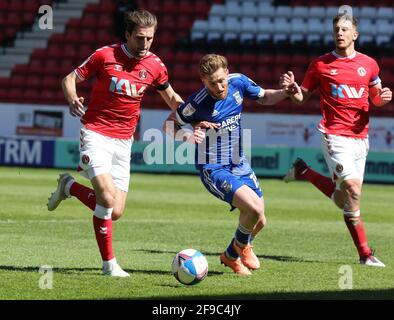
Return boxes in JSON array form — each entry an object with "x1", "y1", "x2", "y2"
[
  {"x1": 301, "y1": 168, "x2": 336, "y2": 198},
  {"x1": 93, "y1": 215, "x2": 114, "y2": 261},
  {"x1": 344, "y1": 215, "x2": 372, "y2": 259},
  {"x1": 70, "y1": 182, "x2": 96, "y2": 211}
]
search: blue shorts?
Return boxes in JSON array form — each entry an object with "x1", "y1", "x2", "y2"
[{"x1": 199, "y1": 161, "x2": 263, "y2": 209}]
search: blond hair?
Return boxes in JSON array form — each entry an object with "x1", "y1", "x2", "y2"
[
  {"x1": 333, "y1": 13, "x2": 358, "y2": 30},
  {"x1": 199, "y1": 54, "x2": 228, "y2": 77},
  {"x1": 124, "y1": 9, "x2": 157, "y2": 33}
]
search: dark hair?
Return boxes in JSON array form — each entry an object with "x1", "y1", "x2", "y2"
[
  {"x1": 332, "y1": 13, "x2": 358, "y2": 30},
  {"x1": 124, "y1": 9, "x2": 157, "y2": 34},
  {"x1": 199, "y1": 54, "x2": 228, "y2": 77}
]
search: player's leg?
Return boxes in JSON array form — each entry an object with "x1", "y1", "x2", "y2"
[
  {"x1": 200, "y1": 168, "x2": 251, "y2": 275},
  {"x1": 324, "y1": 135, "x2": 384, "y2": 267},
  {"x1": 251, "y1": 212, "x2": 266, "y2": 241},
  {"x1": 91, "y1": 173, "x2": 129, "y2": 277},
  {"x1": 49, "y1": 178, "x2": 127, "y2": 220},
  {"x1": 47, "y1": 128, "x2": 130, "y2": 221},
  {"x1": 283, "y1": 141, "x2": 336, "y2": 200},
  {"x1": 231, "y1": 185, "x2": 264, "y2": 270},
  {"x1": 47, "y1": 127, "x2": 102, "y2": 212}
]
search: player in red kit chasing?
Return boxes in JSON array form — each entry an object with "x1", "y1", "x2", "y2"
[
  {"x1": 280, "y1": 13, "x2": 392, "y2": 267},
  {"x1": 47, "y1": 10, "x2": 184, "y2": 276}
]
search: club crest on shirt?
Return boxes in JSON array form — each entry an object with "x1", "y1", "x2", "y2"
[
  {"x1": 330, "y1": 69, "x2": 338, "y2": 75},
  {"x1": 357, "y1": 67, "x2": 366, "y2": 77},
  {"x1": 232, "y1": 91, "x2": 243, "y2": 105},
  {"x1": 114, "y1": 64, "x2": 122, "y2": 71},
  {"x1": 138, "y1": 69, "x2": 148, "y2": 80},
  {"x1": 182, "y1": 103, "x2": 196, "y2": 117},
  {"x1": 82, "y1": 154, "x2": 90, "y2": 165},
  {"x1": 336, "y1": 163, "x2": 343, "y2": 173},
  {"x1": 221, "y1": 180, "x2": 232, "y2": 193}
]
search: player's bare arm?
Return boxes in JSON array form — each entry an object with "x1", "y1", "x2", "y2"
[
  {"x1": 257, "y1": 88, "x2": 288, "y2": 105},
  {"x1": 158, "y1": 84, "x2": 184, "y2": 111},
  {"x1": 369, "y1": 84, "x2": 392, "y2": 107},
  {"x1": 61, "y1": 71, "x2": 86, "y2": 117}
]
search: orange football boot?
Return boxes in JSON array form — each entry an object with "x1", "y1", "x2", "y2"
[
  {"x1": 220, "y1": 252, "x2": 252, "y2": 276},
  {"x1": 233, "y1": 241, "x2": 260, "y2": 270}
]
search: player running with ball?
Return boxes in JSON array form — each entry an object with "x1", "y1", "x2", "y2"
[{"x1": 164, "y1": 54, "x2": 298, "y2": 275}]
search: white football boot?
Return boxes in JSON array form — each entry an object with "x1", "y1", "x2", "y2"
[
  {"x1": 360, "y1": 255, "x2": 385, "y2": 268},
  {"x1": 102, "y1": 258, "x2": 130, "y2": 277},
  {"x1": 47, "y1": 173, "x2": 74, "y2": 211}
]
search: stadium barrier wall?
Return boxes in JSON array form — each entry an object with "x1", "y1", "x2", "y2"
[
  {"x1": 1, "y1": 136, "x2": 394, "y2": 183},
  {"x1": 1, "y1": 104, "x2": 394, "y2": 151}
]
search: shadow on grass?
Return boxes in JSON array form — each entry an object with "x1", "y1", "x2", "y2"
[
  {"x1": 0, "y1": 265, "x2": 223, "y2": 276},
  {"x1": 134, "y1": 248, "x2": 321, "y2": 263},
  {"x1": 135, "y1": 288, "x2": 394, "y2": 300}
]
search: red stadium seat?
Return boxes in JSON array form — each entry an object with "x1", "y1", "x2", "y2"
[
  {"x1": 178, "y1": 1, "x2": 195, "y2": 16},
  {"x1": 28, "y1": 59, "x2": 44, "y2": 75},
  {"x1": 226, "y1": 53, "x2": 241, "y2": 67},
  {"x1": 44, "y1": 59, "x2": 61, "y2": 76},
  {"x1": 12, "y1": 64, "x2": 29, "y2": 77},
  {"x1": 85, "y1": 3, "x2": 101, "y2": 14},
  {"x1": 43, "y1": 75, "x2": 60, "y2": 89},
  {"x1": 10, "y1": 75, "x2": 26, "y2": 88},
  {"x1": 162, "y1": 0, "x2": 178, "y2": 15},
  {"x1": 100, "y1": 0, "x2": 116, "y2": 13},
  {"x1": 257, "y1": 54, "x2": 275, "y2": 67},
  {"x1": 97, "y1": 14, "x2": 113, "y2": 29},
  {"x1": 26, "y1": 75, "x2": 42, "y2": 89},
  {"x1": 64, "y1": 29, "x2": 80, "y2": 43},
  {"x1": 47, "y1": 44, "x2": 63, "y2": 59},
  {"x1": 240, "y1": 53, "x2": 258, "y2": 65}
]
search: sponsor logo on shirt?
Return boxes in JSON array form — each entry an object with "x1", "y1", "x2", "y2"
[
  {"x1": 331, "y1": 84, "x2": 365, "y2": 99},
  {"x1": 109, "y1": 77, "x2": 147, "y2": 97},
  {"x1": 218, "y1": 113, "x2": 241, "y2": 132}
]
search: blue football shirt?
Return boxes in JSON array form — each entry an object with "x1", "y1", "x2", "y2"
[{"x1": 176, "y1": 73, "x2": 264, "y2": 170}]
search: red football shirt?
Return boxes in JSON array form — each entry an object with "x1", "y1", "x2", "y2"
[
  {"x1": 301, "y1": 51, "x2": 380, "y2": 138},
  {"x1": 75, "y1": 43, "x2": 169, "y2": 139}
]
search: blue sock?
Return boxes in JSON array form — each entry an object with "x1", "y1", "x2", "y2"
[
  {"x1": 235, "y1": 224, "x2": 252, "y2": 246},
  {"x1": 226, "y1": 238, "x2": 238, "y2": 259}
]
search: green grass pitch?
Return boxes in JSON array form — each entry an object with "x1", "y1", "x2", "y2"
[{"x1": 0, "y1": 167, "x2": 393, "y2": 300}]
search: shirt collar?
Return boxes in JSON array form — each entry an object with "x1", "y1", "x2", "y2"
[
  {"x1": 332, "y1": 50, "x2": 357, "y2": 60},
  {"x1": 121, "y1": 43, "x2": 151, "y2": 59}
]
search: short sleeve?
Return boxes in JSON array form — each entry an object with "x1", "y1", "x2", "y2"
[
  {"x1": 242, "y1": 75, "x2": 265, "y2": 100},
  {"x1": 301, "y1": 59, "x2": 319, "y2": 92},
  {"x1": 369, "y1": 59, "x2": 381, "y2": 87},
  {"x1": 74, "y1": 49, "x2": 104, "y2": 80},
  {"x1": 152, "y1": 61, "x2": 169, "y2": 88}
]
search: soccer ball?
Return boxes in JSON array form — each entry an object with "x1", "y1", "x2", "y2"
[{"x1": 172, "y1": 249, "x2": 208, "y2": 285}]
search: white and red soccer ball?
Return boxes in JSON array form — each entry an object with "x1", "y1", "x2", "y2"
[{"x1": 172, "y1": 249, "x2": 208, "y2": 285}]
